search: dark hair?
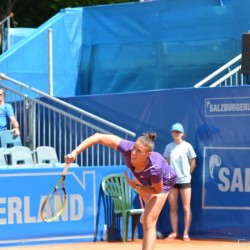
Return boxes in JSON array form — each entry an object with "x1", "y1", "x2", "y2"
[{"x1": 137, "y1": 132, "x2": 156, "y2": 151}]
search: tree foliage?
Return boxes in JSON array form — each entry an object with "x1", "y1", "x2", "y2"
[{"x1": 1, "y1": 0, "x2": 136, "y2": 28}]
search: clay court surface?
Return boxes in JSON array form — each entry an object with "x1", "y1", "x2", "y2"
[{"x1": 1, "y1": 239, "x2": 244, "y2": 250}]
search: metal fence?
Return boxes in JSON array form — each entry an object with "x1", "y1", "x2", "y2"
[
  {"x1": 0, "y1": 73, "x2": 136, "y2": 166},
  {"x1": 194, "y1": 54, "x2": 248, "y2": 88},
  {"x1": 0, "y1": 13, "x2": 13, "y2": 54}
]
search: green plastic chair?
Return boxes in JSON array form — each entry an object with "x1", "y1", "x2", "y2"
[{"x1": 102, "y1": 173, "x2": 144, "y2": 242}]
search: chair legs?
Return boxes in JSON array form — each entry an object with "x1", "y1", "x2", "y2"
[
  {"x1": 131, "y1": 214, "x2": 140, "y2": 241},
  {"x1": 122, "y1": 213, "x2": 129, "y2": 242},
  {"x1": 109, "y1": 214, "x2": 116, "y2": 242},
  {"x1": 109, "y1": 214, "x2": 129, "y2": 242},
  {"x1": 109, "y1": 214, "x2": 140, "y2": 242},
  {"x1": 123, "y1": 213, "x2": 141, "y2": 242}
]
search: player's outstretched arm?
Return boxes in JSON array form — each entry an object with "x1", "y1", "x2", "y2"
[{"x1": 65, "y1": 133, "x2": 122, "y2": 163}]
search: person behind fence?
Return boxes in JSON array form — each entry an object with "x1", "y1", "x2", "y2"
[
  {"x1": 163, "y1": 122, "x2": 196, "y2": 242},
  {"x1": 0, "y1": 87, "x2": 20, "y2": 136},
  {"x1": 65, "y1": 132, "x2": 177, "y2": 250}
]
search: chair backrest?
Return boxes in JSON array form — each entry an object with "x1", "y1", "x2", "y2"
[
  {"x1": 0, "y1": 148, "x2": 7, "y2": 168},
  {"x1": 36, "y1": 146, "x2": 59, "y2": 164},
  {"x1": 9, "y1": 146, "x2": 34, "y2": 168},
  {"x1": 51, "y1": 162, "x2": 79, "y2": 168},
  {"x1": 33, "y1": 163, "x2": 53, "y2": 168},
  {"x1": 68, "y1": 163, "x2": 80, "y2": 167},
  {"x1": 102, "y1": 174, "x2": 133, "y2": 213},
  {"x1": 0, "y1": 130, "x2": 22, "y2": 148}
]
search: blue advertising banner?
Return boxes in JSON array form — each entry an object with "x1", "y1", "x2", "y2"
[
  {"x1": 64, "y1": 85, "x2": 250, "y2": 241},
  {"x1": 2, "y1": 86, "x2": 250, "y2": 245},
  {"x1": 0, "y1": 166, "x2": 128, "y2": 247},
  {"x1": 203, "y1": 147, "x2": 250, "y2": 209}
]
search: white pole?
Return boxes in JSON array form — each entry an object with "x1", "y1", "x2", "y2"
[
  {"x1": 48, "y1": 28, "x2": 53, "y2": 96},
  {"x1": 7, "y1": 15, "x2": 11, "y2": 50}
]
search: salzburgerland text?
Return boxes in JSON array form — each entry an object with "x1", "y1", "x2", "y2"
[
  {"x1": 205, "y1": 97, "x2": 250, "y2": 117},
  {"x1": 208, "y1": 103, "x2": 250, "y2": 112},
  {"x1": 0, "y1": 194, "x2": 84, "y2": 224}
]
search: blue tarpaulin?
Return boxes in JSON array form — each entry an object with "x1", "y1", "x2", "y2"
[{"x1": 1, "y1": 0, "x2": 250, "y2": 96}]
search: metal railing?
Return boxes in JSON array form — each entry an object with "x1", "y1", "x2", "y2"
[
  {"x1": 0, "y1": 13, "x2": 14, "y2": 54},
  {"x1": 0, "y1": 73, "x2": 136, "y2": 167},
  {"x1": 194, "y1": 54, "x2": 247, "y2": 88}
]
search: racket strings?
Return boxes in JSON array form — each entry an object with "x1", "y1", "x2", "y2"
[{"x1": 42, "y1": 188, "x2": 66, "y2": 222}]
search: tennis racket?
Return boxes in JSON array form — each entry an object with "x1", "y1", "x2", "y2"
[{"x1": 40, "y1": 163, "x2": 70, "y2": 222}]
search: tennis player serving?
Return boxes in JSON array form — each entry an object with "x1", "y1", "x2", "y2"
[{"x1": 65, "y1": 132, "x2": 177, "y2": 250}]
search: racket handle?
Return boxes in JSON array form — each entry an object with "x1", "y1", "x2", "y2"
[{"x1": 62, "y1": 162, "x2": 70, "y2": 176}]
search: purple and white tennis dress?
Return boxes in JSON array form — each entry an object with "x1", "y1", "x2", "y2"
[{"x1": 117, "y1": 139, "x2": 177, "y2": 193}]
